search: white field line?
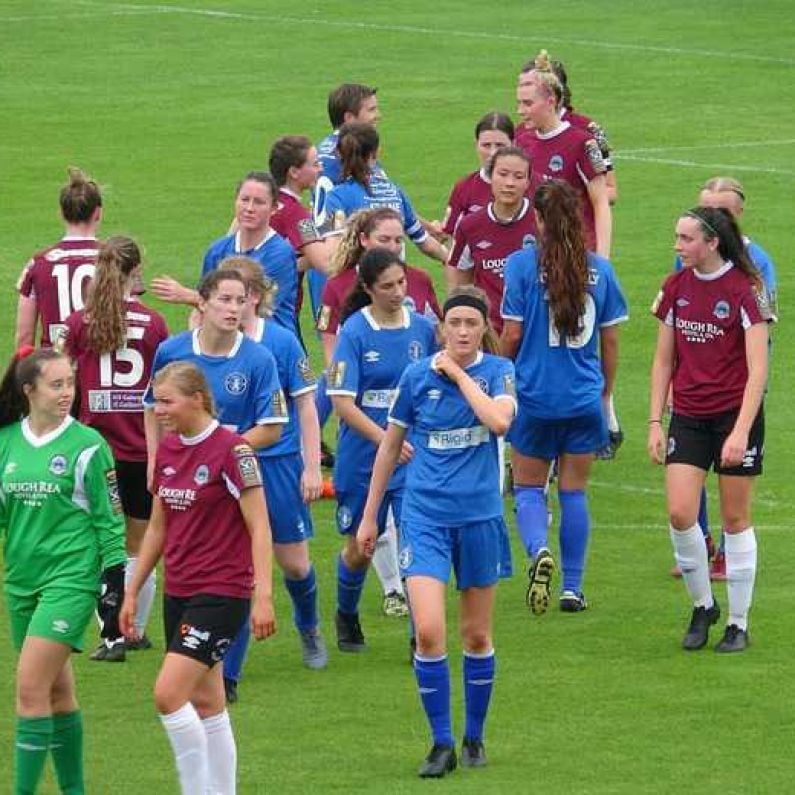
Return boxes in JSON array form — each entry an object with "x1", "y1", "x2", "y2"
[
  {"x1": 21, "y1": 1, "x2": 794, "y2": 67},
  {"x1": 613, "y1": 153, "x2": 795, "y2": 178},
  {"x1": 588, "y1": 523, "x2": 791, "y2": 532},
  {"x1": 621, "y1": 139, "x2": 795, "y2": 155}
]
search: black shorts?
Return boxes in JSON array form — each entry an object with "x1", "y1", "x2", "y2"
[
  {"x1": 115, "y1": 459, "x2": 152, "y2": 520},
  {"x1": 163, "y1": 593, "x2": 249, "y2": 668},
  {"x1": 666, "y1": 407, "x2": 764, "y2": 477}
]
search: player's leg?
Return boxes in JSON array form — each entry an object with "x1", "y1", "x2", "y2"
[
  {"x1": 50, "y1": 659, "x2": 84, "y2": 794},
  {"x1": 192, "y1": 666, "x2": 236, "y2": 795},
  {"x1": 372, "y1": 508, "x2": 408, "y2": 617}
]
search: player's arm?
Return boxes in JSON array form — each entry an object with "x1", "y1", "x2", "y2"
[
  {"x1": 416, "y1": 234, "x2": 449, "y2": 264},
  {"x1": 149, "y1": 276, "x2": 200, "y2": 307},
  {"x1": 500, "y1": 319, "x2": 523, "y2": 360},
  {"x1": 330, "y1": 395, "x2": 386, "y2": 446},
  {"x1": 599, "y1": 324, "x2": 619, "y2": 399},
  {"x1": 243, "y1": 422, "x2": 282, "y2": 450},
  {"x1": 239, "y1": 484, "x2": 276, "y2": 640},
  {"x1": 587, "y1": 175, "x2": 612, "y2": 259},
  {"x1": 144, "y1": 407, "x2": 161, "y2": 491},
  {"x1": 15, "y1": 294, "x2": 38, "y2": 348},
  {"x1": 295, "y1": 391, "x2": 322, "y2": 502},
  {"x1": 648, "y1": 321, "x2": 675, "y2": 464},
  {"x1": 605, "y1": 170, "x2": 618, "y2": 206},
  {"x1": 297, "y1": 239, "x2": 332, "y2": 275}
]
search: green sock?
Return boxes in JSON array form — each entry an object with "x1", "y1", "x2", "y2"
[
  {"x1": 15, "y1": 715, "x2": 53, "y2": 795},
  {"x1": 51, "y1": 710, "x2": 84, "y2": 795}
]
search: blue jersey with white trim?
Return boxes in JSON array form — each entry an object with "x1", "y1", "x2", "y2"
[
  {"x1": 327, "y1": 307, "x2": 436, "y2": 493},
  {"x1": 251, "y1": 318, "x2": 317, "y2": 458},
  {"x1": 320, "y1": 170, "x2": 427, "y2": 244},
  {"x1": 389, "y1": 352, "x2": 516, "y2": 524},
  {"x1": 144, "y1": 330, "x2": 287, "y2": 435},
  {"x1": 501, "y1": 247, "x2": 628, "y2": 418},
  {"x1": 312, "y1": 131, "x2": 342, "y2": 229},
  {"x1": 202, "y1": 231, "x2": 298, "y2": 333}
]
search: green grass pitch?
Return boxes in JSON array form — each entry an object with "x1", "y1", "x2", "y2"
[{"x1": 1, "y1": 1, "x2": 794, "y2": 792}]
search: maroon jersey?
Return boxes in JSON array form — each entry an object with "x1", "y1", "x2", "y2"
[
  {"x1": 17, "y1": 237, "x2": 99, "y2": 346},
  {"x1": 63, "y1": 299, "x2": 169, "y2": 462},
  {"x1": 441, "y1": 170, "x2": 492, "y2": 236},
  {"x1": 155, "y1": 423, "x2": 262, "y2": 599},
  {"x1": 316, "y1": 264, "x2": 441, "y2": 335},
  {"x1": 518, "y1": 122, "x2": 606, "y2": 251},
  {"x1": 447, "y1": 200, "x2": 535, "y2": 333},
  {"x1": 652, "y1": 264, "x2": 772, "y2": 417},
  {"x1": 561, "y1": 108, "x2": 613, "y2": 170}
]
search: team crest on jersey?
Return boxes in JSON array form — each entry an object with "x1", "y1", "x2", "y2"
[
  {"x1": 408, "y1": 340, "x2": 423, "y2": 361},
  {"x1": 522, "y1": 234, "x2": 536, "y2": 248},
  {"x1": 364, "y1": 350, "x2": 380, "y2": 363},
  {"x1": 712, "y1": 300, "x2": 730, "y2": 320},
  {"x1": 548, "y1": 155, "x2": 564, "y2": 173},
  {"x1": 48, "y1": 454, "x2": 68, "y2": 476},
  {"x1": 328, "y1": 361, "x2": 347, "y2": 388},
  {"x1": 399, "y1": 544, "x2": 412, "y2": 570},
  {"x1": 337, "y1": 504, "x2": 353, "y2": 530},
  {"x1": 403, "y1": 296, "x2": 417, "y2": 312},
  {"x1": 225, "y1": 372, "x2": 248, "y2": 395},
  {"x1": 474, "y1": 377, "x2": 489, "y2": 394},
  {"x1": 317, "y1": 305, "x2": 332, "y2": 332},
  {"x1": 193, "y1": 465, "x2": 209, "y2": 485}
]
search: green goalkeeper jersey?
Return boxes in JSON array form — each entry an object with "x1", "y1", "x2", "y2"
[{"x1": 0, "y1": 416, "x2": 126, "y2": 597}]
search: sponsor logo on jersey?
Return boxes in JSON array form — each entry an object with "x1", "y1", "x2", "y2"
[
  {"x1": 316, "y1": 305, "x2": 332, "y2": 332},
  {"x1": 194, "y1": 465, "x2": 209, "y2": 485},
  {"x1": 476, "y1": 240, "x2": 493, "y2": 250},
  {"x1": 158, "y1": 485, "x2": 197, "y2": 511},
  {"x1": 399, "y1": 544, "x2": 412, "y2": 570},
  {"x1": 408, "y1": 340, "x2": 423, "y2": 361},
  {"x1": 224, "y1": 372, "x2": 248, "y2": 395},
  {"x1": 548, "y1": 155, "x2": 564, "y2": 172},
  {"x1": 713, "y1": 300, "x2": 730, "y2": 320},
  {"x1": 427, "y1": 388, "x2": 441, "y2": 401},
  {"x1": 364, "y1": 350, "x2": 380, "y2": 363},
  {"x1": 272, "y1": 389, "x2": 288, "y2": 418},
  {"x1": 48, "y1": 454, "x2": 68, "y2": 476},
  {"x1": 180, "y1": 623, "x2": 210, "y2": 651},
  {"x1": 52, "y1": 618, "x2": 70, "y2": 634},
  {"x1": 297, "y1": 357, "x2": 316, "y2": 386},
  {"x1": 362, "y1": 389, "x2": 397, "y2": 409},
  {"x1": 337, "y1": 504, "x2": 353, "y2": 530},
  {"x1": 676, "y1": 298, "x2": 690, "y2": 307},
  {"x1": 328, "y1": 361, "x2": 347, "y2": 389},
  {"x1": 3, "y1": 462, "x2": 17, "y2": 475},
  {"x1": 584, "y1": 138, "x2": 606, "y2": 172},
  {"x1": 162, "y1": 466, "x2": 176, "y2": 477},
  {"x1": 428, "y1": 425, "x2": 489, "y2": 451},
  {"x1": 480, "y1": 257, "x2": 506, "y2": 274},
  {"x1": 233, "y1": 444, "x2": 261, "y2": 488}
]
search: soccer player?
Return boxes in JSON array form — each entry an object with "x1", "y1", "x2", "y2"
[
  {"x1": 317, "y1": 207, "x2": 441, "y2": 617},
  {"x1": 143, "y1": 269, "x2": 287, "y2": 700},
  {"x1": 326, "y1": 248, "x2": 436, "y2": 652},
  {"x1": 432, "y1": 111, "x2": 515, "y2": 239},
  {"x1": 216, "y1": 256, "x2": 327, "y2": 670},
  {"x1": 121, "y1": 361, "x2": 276, "y2": 795},
  {"x1": 517, "y1": 50, "x2": 618, "y2": 204},
  {"x1": 515, "y1": 66, "x2": 611, "y2": 258},
  {"x1": 0, "y1": 348, "x2": 125, "y2": 794},
  {"x1": 649, "y1": 206, "x2": 771, "y2": 653},
  {"x1": 62, "y1": 237, "x2": 169, "y2": 661},
  {"x1": 447, "y1": 146, "x2": 535, "y2": 334},
  {"x1": 357, "y1": 286, "x2": 516, "y2": 778},
  {"x1": 318, "y1": 122, "x2": 448, "y2": 266},
  {"x1": 502, "y1": 180, "x2": 628, "y2": 614},
  {"x1": 16, "y1": 167, "x2": 102, "y2": 348},
  {"x1": 670, "y1": 176, "x2": 779, "y2": 580}
]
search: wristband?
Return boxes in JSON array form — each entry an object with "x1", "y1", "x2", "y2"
[{"x1": 648, "y1": 419, "x2": 662, "y2": 425}]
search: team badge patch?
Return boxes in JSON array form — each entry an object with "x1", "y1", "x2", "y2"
[
  {"x1": 408, "y1": 340, "x2": 423, "y2": 361},
  {"x1": 271, "y1": 389, "x2": 288, "y2": 418},
  {"x1": 48, "y1": 454, "x2": 68, "y2": 476},
  {"x1": 297, "y1": 217, "x2": 319, "y2": 244},
  {"x1": 328, "y1": 361, "x2": 347, "y2": 389},
  {"x1": 522, "y1": 233, "x2": 536, "y2": 248},
  {"x1": 502, "y1": 372, "x2": 517, "y2": 401},
  {"x1": 105, "y1": 469, "x2": 122, "y2": 514},
  {"x1": 584, "y1": 138, "x2": 606, "y2": 172},
  {"x1": 193, "y1": 465, "x2": 209, "y2": 485},
  {"x1": 548, "y1": 155, "x2": 564, "y2": 173},
  {"x1": 233, "y1": 443, "x2": 261, "y2": 488},
  {"x1": 316, "y1": 305, "x2": 332, "y2": 332},
  {"x1": 297, "y1": 357, "x2": 317, "y2": 386},
  {"x1": 337, "y1": 504, "x2": 353, "y2": 531},
  {"x1": 474, "y1": 377, "x2": 489, "y2": 394},
  {"x1": 754, "y1": 287, "x2": 773, "y2": 321},
  {"x1": 712, "y1": 300, "x2": 730, "y2": 320},
  {"x1": 225, "y1": 372, "x2": 248, "y2": 395},
  {"x1": 398, "y1": 544, "x2": 412, "y2": 570}
]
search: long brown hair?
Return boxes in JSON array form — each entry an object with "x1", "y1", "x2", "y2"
[
  {"x1": 0, "y1": 348, "x2": 71, "y2": 428},
  {"x1": 533, "y1": 180, "x2": 589, "y2": 339},
  {"x1": 329, "y1": 207, "x2": 403, "y2": 277},
  {"x1": 337, "y1": 122, "x2": 379, "y2": 190}
]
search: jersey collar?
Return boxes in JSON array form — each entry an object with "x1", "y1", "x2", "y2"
[
  {"x1": 180, "y1": 419, "x2": 219, "y2": 446},
  {"x1": 693, "y1": 260, "x2": 733, "y2": 281},
  {"x1": 362, "y1": 305, "x2": 410, "y2": 330},
  {"x1": 536, "y1": 120, "x2": 571, "y2": 141},
  {"x1": 478, "y1": 167, "x2": 492, "y2": 183},
  {"x1": 464, "y1": 351, "x2": 484, "y2": 370},
  {"x1": 487, "y1": 197, "x2": 531, "y2": 225},
  {"x1": 21, "y1": 415, "x2": 74, "y2": 447},
  {"x1": 192, "y1": 328, "x2": 244, "y2": 358},
  {"x1": 234, "y1": 229, "x2": 275, "y2": 253}
]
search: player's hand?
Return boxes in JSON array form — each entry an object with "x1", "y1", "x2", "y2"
[
  {"x1": 398, "y1": 440, "x2": 414, "y2": 465},
  {"x1": 356, "y1": 519, "x2": 378, "y2": 559},
  {"x1": 647, "y1": 423, "x2": 666, "y2": 465},
  {"x1": 425, "y1": 219, "x2": 447, "y2": 241},
  {"x1": 720, "y1": 428, "x2": 749, "y2": 468},
  {"x1": 431, "y1": 351, "x2": 463, "y2": 383},
  {"x1": 301, "y1": 466, "x2": 323, "y2": 503},
  {"x1": 119, "y1": 595, "x2": 139, "y2": 641},
  {"x1": 150, "y1": 276, "x2": 193, "y2": 305},
  {"x1": 250, "y1": 593, "x2": 276, "y2": 640}
]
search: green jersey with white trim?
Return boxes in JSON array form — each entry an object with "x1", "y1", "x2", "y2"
[{"x1": 0, "y1": 416, "x2": 125, "y2": 597}]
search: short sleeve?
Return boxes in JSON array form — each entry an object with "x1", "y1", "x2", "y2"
[
  {"x1": 490, "y1": 358, "x2": 518, "y2": 415},
  {"x1": 739, "y1": 282, "x2": 773, "y2": 329},
  {"x1": 441, "y1": 182, "x2": 465, "y2": 236},
  {"x1": 143, "y1": 340, "x2": 172, "y2": 407},
  {"x1": 501, "y1": 249, "x2": 531, "y2": 322},
  {"x1": 388, "y1": 366, "x2": 416, "y2": 429},
  {"x1": 201, "y1": 245, "x2": 218, "y2": 278},
  {"x1": 252, "y1": 347, "x2": 289, "y2": 425},
  {"x1": 16, "y1": 261, "x2": 35, "y2": 297},
  {"x1": 651, "y1": 274, "x2": 677, "y2": 327},
  {"x1": 326, "y1": 326, "x2": 360, "y2": 398},
  {"x1": 448, "y1": 225, "x2": 473, "y2": 271},
  {"x1": 318, "y1": 189, "x2": 347, "y2": 238},
  {"x1": 597, "y1": 262, "x2": 629, "y2": 327},
  {"x1": 399, "y1": 189, "x2": 427, "y2": 243},
  {"x1": 285, "y1": 334, "x2": 317, "y2": 397},
  {"x1": 577, "y1": 138, "x2": 607, "y2": 183},
  {"x1": 222, "y1": 440, "x2": 263, "y2": 497}
]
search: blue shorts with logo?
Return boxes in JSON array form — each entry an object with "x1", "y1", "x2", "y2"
[
  {"x1": 261, "y1": 452, "x2": 314, "y2": 544},
  {"x1": 335, "y1": 489, "x2": 402, "y2": 537},
  {"x1": 509, "y1": 404, "x2": 607, "y2": 459},
  {"x1": 398, "y1": 516, "x2": 512, "y2": 590}
]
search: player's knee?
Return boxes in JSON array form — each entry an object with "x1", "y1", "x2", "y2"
[
  {"x1": 668, "y1": 505, "x2": 697, "y2": 531},
  {"x1": 153, "y1": 680, "x2": 182, "y2": 715},
  {"x1": 462, "y1": 628, "x2": 492, "y2": 655},
  {"x1": 16, "y1": 673, "x2": 50, "y2": 715}
]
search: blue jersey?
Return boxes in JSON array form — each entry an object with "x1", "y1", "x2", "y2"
[
  {"x1": 251, "y1": 318, "x2": 316, "y2": 458},
  {"x1": 674, "y1": 236, "x2": 778, "y2": 318},
  {"x1": 312, "y1": 130, "x2": 342, "y2": 229},
  {"x1": 389, "y1": 352, "x2": 516, "y2": 525},
  {"x1": 319, "y1": 170, "x2": 427, "y2": 244},
  {"x1": 144, "y1": 330, "x2": 288, "y2": 435},
  {"x1": 326, "y1": 307, "x2": 436, "y2": 493},
  {"x1": 501, "y1": 247, "x2": 628, "y2": 419},
  {"x1": 202, "y1": 230, "x2": 299, "y2": 333}
]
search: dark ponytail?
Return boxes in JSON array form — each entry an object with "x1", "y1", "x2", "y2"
[
  {"x1": 340, "y1": 248, "x2": 404, "y2": 324},
  {"x1": 337, "y1": 122, "x2": 379, "y2": 191},
  {"x1": 0, "y1": 348, "x2": 70, "y2": 428}
]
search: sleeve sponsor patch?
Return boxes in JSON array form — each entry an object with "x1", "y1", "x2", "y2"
[
  {"x1": 316, "y1": 305, "x2": 332, "y2": 332},
  {"x1": 502, "y1": 372, "x2": 517, "y2": 401},
  {"x1": 328, "y1": 360, "x2": 347, "y2": 389},
  {"x1": 586, "y1": 121, "x2": 610, "y2": 153},
  {"x1": 232, "y1": 443, "x2": 262, "y2": 489},
  {"x1": 584, "y1": 138, "x2": 606, "y2": 173},
  {"x1": 297, "y1": 356, "x2": 317, "y2": 386},
  {"x1": 332, "y1": 210, "x2": 347, "y2": 231},
  {"x1": 297, "y1": 217, "x2": 320, "y2": 245},
  {"x1": 754, "y1": 286, "x2": 773, "y2": 321},
  {"x1": 272, "y1": 389, "x2": 288, "y2": 418},
  {"x1": 105, "y1": 469, "x2": 122, "y2": 514}
]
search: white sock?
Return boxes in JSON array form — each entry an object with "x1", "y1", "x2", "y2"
[
  {"x1": 127, "y1": 556, "x2": 156, "y2": 634},
  {"x1": 605, "y1": 394, "x2": 620, "y2": 433},
  {"x1": 724, "y1": 528, "x2": 757, "y2": 631},
  {"x1": 670, "y1": 523, "x2": 713, "y2": 608},
  {"x1": 160, "y1": 703, "x2": 209, "y2": 795},
  {"x1": 371, "y1": 511, "x2": 403, "y2": 595},
  {"x1": 203, "y1": 709, "x2": 237, "y2": 795}
]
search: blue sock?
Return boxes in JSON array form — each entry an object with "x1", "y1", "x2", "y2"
[
  {"x1": 514, "y1": 486, "x2": 548, "y2": 558},
  {"x1": 222, "y1": 613, "x2": 251, "y2": 683},
  {"x1": 336, "y1": 554, "x2": 366, "y2": 616},
  {"x1": 285, "y1": 567, "x2": 319, "y2": 633},
  {"x1": 463, "y1": 650, "x2": 495, "y2": 742},
  {"x1": 315, "y1": 373, "x2": 333, "y2": 428},
  {"x1": 698, "y1": 488, "x2": 710, "y2": 538},
  {"x1": 559, "y1": 489, "x2": 590, "y2": 593},
  {"x1": 414, "y1": 655, "x2": 453, "y2": 746}
]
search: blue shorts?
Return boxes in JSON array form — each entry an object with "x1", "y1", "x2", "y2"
[
  {"x1": 398, "y1": 517, "x2": 513, "y2": 590},
  {"x1": 261, "y1": 452, "x2": 314, "y2": 544},
  {"x1": 508, "y1": 405, "x2": 607, "y2": 460},
  {"x1": 336, "y1": 489, "x2": 402, "y2": 537}
]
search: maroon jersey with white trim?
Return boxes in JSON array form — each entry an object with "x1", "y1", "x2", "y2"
[
  {"x1": 518, "y1": 123, "x2": 606, "y2": 251},
  {"x1": 441, "y1": 170, "x2": 493, "y2": 236},
  {"x1": 652, "y1": 264, "x2": 771, "y2": 417},
  {"x1": 63, "y1": 299, "x2": 169, "y2": 462},
  {"x1": 447, "y1": 200, "x2": 535, "y2": 333},
  {"x1": 155, "y1": 423, "x2": 262, "y2": 599},
  {"x1": 17, "y1": 237, "x2": 98, "y2": 346}
]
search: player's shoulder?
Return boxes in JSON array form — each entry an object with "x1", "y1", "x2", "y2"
[{"x1": 205, "y1": 232, "x2": 235, "y2": 258}]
